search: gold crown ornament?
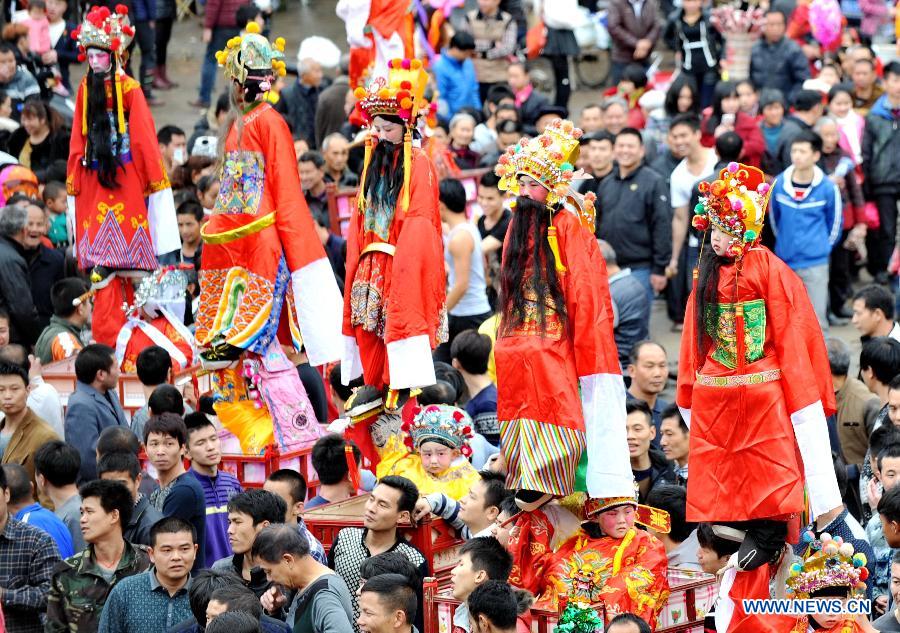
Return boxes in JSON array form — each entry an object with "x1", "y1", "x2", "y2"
[
  {"x1": 215, "y1": 22, "x2": 286, "y2": 85},
  {"x1": 72, "y1": 5, "x2": 134, "y2": 58},
  {"x1": 785, "y1": 531, "x2": 868, "y2": 599},
  {"x1": 691, "y1": 162, "x2": 772, "y2": 260}
]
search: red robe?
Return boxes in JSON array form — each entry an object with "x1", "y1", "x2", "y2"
[{"x1": 676, "y1": 246, "x2": 837, "y2": 523}]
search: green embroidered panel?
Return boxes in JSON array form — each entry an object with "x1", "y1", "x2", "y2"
[{"x1": 705, "y1": 298, "x2": 766, "y2": 369}]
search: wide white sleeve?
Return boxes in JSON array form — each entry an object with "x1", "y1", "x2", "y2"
[
  {"x1": 678, "y1": 405, "x2": 691, "y2": 430},
  {"x1": 792, "y1": 400, "x2": 842, "y2": 519},
  {"x1": 336, "y1": 0, "x2": 372, "y2": 47},
  {"x1": 387, "y1": 335, "x2": 436, "y2": 390},
  {"x1": 291, "y1": 258, "x2": 343, "y2": 367},
  {"x1": 147, "y1": 188, "x2": 181, "y2": 256},
  {"x1": 581, "y1": 373, "x2": 634, "y2": 498},
  {"x1": 341, "y1": 335, "x2": 363, "y2": 385},
  {"x1": 67, "y1": 194, "x2": 77, "y2": 258}
]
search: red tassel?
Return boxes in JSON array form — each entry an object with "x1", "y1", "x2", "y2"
[{"x1": 345, "y1": 445, "x2": 362, "y2": 492}]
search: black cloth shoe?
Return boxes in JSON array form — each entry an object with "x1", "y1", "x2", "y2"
[
  {"x1": 736, "y1": 520, "x2": 787, "y2": 571},
  {"x1": 515, "y1": 489, "x2": 553, "y2": 512}
]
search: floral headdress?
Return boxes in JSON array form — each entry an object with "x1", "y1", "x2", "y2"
[
  {"x1": 785, "y1": 530, "x2": 868, "y2": 599},
  {"x1": 401, "y1": 404, "x2": 474, "y2": 457},
  {"x1": 691, "y1": 161, "x2": 771, "y2": 260},
  {"x1": 584, "y1": 482, "x2": 672, "y2": 534},
  {"x1": 215, "y1": 22, "x2": 287, "y2": 86}
]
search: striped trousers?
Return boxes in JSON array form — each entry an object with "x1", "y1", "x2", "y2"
[{"x1": 499, "y1": 418, "x2": 586, "y2": 496}]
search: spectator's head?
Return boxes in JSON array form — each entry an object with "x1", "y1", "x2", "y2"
[
  {"x1": 885, "y1": 61, "x2": 900, "y2": 102},
  {"x1": 206, "y1": 584, "x2": 263, "y2": 625},
  {"x1": 311, "y1": 433, "x2": 361, "y2": 490},
  {"x1": 507, "y1": 61, "x2": 530, "y2": 92},
  {"x1": 438, "y1": 177, "x2": 467, "y2": 222},
  {"x1": 0, "y1": 360, "x2": 28, "y2": 419},
  {"x1": 358, "y1": 573, "x2": 417, "y2": 633},
  {"x1": 78, "y1": 479, "x2": 133, "y2": 543},
  {"x1": 149, "y1": 384, "x2": 185, "y2": 417},
  {"x1": 852, "y1": 285, "x2": 895, "y2": 338},
  {"x1": 646, "y1": 484, "x2": 695, "y2": 548},
  {"x1": 184, "y1": 411, "x2": 221, "y2": 474},
  {"x1": 626, "y1": 399, "x2": 655, "y2": 463},
  {"x1": 578, "y1": 103, "x2": 603, "y2": 133},
  {"x1": 298, "y1": 151, "x2": 326, "y2": 193},
  {"x1": 450, "y1": 330, "x2": 491, "y2": 377},
  {"x1": 51, "y1": 277, "x2": 91, "y2": 323},
  {"x1": 467, "y1": 580, "x2": 518, "y2": 633},
  {"x1": 879, "y1": 485, "x2": 900, "y2": 548},
  {"x1": 813, "y1": 115, "x2": 840, "y2": 154},
  {"x1": 606, "y1": 613, "x2": 652, "y2": 633},
  {"x1": 888, "y1": 374, "x2": 900, "y2": 427},
  {"x1": 789, "y1": 129, "x2": 822, "y2": 171},
  {"x1": 759, "y1": 89, "x2": 786, "y2": 127},
  {"x1": 0, "y1": 204, "x2": 32, "y2": 247},
  {"x1": 458, "y1": 471, "x2": 507, "y2": 534},
  {"x1": 227, "y1": 489, "x2": 287, "y2": 556},
  {"x1": 176, "y1": 199, "x2": 204, "y2": 247},
  {"x1": 149, "y1": 517, "x2": 198, "y2": 582},
  {"x1": 144, "y1": 412, "x2": 188, "y2": 476},
  {"x1": 817, "y1": 63, "x2": 843, "y2": 87},
  {"x1": 96, "y1": 426, "x2": 141, "y2": 459},
  {"x1": 34, "y1": 440, "x2": 80, "y2": 493},
  {"x1": 601, "y1": 97, "x2": 628, "y2": 135},
  {"x1": 263, "y1": 468, "x2": 307, "y2": 525},
  {"x1": 328, "y1": 364, "x2": 362, "y2": 411},
  {"x1": 476, "y1": 0, "x2": 501, "y2": 16},
  {"x1": 825, "y1": 337, "x2": 851, "y2": 380},
  {"x1": 359, "y1": 552, "x2": 420, "y2": 595},
  {"x1": 664, "y1": 74, "x2": 699, "y2": 118},
  {"x1": 891, "y1": 551, "x2": 900, "y2": 609},
  {"x1": 612, "y1": 127, "x2": 644, "y2": 171},
  {"x1": 197, "y1": 175, "x2": 219, "y2": 209},
  {"x1": 852, "y1": 57, "x2": 877, "y2": 92},
  {"x1": 869, "y1": 424, "x2": 900, "y2": 481},
  {"x1": 696, "y1": 522, "x2": 740, "y2": 575},
  {"x1": 97, "y1": 450, "x2": 143, "y2": 502},
  {"x1": 495, "y1": 118, "x2": 521, "y2": 150},
  {"x1": 659, "y1": 404, "x2": 689, "y2": 466},
  {"x1": 0, "y1": 43, "x2": 17, "y2": 84},
  {"x1": 597, "y1": 239, "x2": 618, "y2": 270},
  {"x1": 667, "y1": 114, "x2": 701, "y2": 158},
  {"x1": 627, "y1": 340, "x2": 668, "y2": 398},
  {"x1": 250, "y1": 524, "x2": 311, "y2": 588},
  {"x1": 45, "y1": 0, "x2": 66, "y2": 22},
  {"x1": 2, "y1": 463, "x2": 33, "y2": 511},
  {"x1": 206, "y1": 611, "x2": 262, "y2": 633},
  {"x1": 135, "y1": 346, "x2": 172, "y2": 388},
  {"x1": 449, "y1": 112, "x2": 477, "y2": 149},
  {"x1": 158, "y1": 125, "x2": 187, "y2": 168},
  {"x1": 322, "y1": 133, "x2": 351, "y2": 175},
  {"x1": 452, "y1": 536, "x2": 513, "y2": 601},
  {"x1": 298, "y1": 57, "x2": 323, "y2": 88},
  {"x1": 42, "y1": 180, "x2": 66, "y2": 212},
  {"x1": 763, "y1": 9, "x2": 787, "y2": 43},
  {"x1": 0, "y1": 309, "x2": 9, "y2": 347},
  {"x1": 793, "y1": 89, "x2": 825, "y2": 119},
  {"x1": 710, "y1": 81, "x2": 741, "y2": 123},
  {"x1": 827, "y1": 83, "x2": 855, "y2": 119},
  {"x1": 236, "y1": 3, "x2": 264, "y2": 31},
  {"x1": 187, "y1": 569, "x2": 243, "y2": 627},
  {"x1": 736, "y1": 80, "x2": 758, "y2": 114},
  {"x1": 477, "y1": 171, "x2": 503, "y2": 220},
  {"x1": 585, "y1": 130, "x2": 615, "y2": 175},
  {"x1": 878, "y1": 442, "x2": 900, "y2": 491},
  {"x1": 859, "y1": 336, "x2": 900, "y2": 392},
  {"x1": 364, "y1": 476, "x2": 418, "y2": 532},
  {"x1": 618, "y1": 64, "x2": 648, "y2": 98},
  {"x1": 74, "y1": 343, "x2": 118, "y2": 390},
  {"x1": 447, "y1": 30, "x2": 476, "y2": 61}
]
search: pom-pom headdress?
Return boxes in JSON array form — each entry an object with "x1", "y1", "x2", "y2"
[
  {"x1": 215, "y1": 22, "x2": 287, "y2": 87},
  {"x1": 400, "y1": 404, "x2": 474, "y2": 457},
  {"x1": 786, "y1": 531, "x2": 868, "y2": 599},
  {"x1": 584, "y1": 482, "x2": 672, "y2": 534},
  {"x1": 691, "y1": 161, "x2": 771, "y2": 261}
]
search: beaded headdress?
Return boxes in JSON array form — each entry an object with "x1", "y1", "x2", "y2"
[
  {"x1": 121, "y1": 266, "x2": 188, "y2": 319},
  {"x1": 401, "y1": 404, "x2": 474, "y2": 457},
  {"x1": 691, "y1": 162, "x2": 772, "y2": 260},
  {"x1": 785, "y1": 531, "x2": 868, "y2": 599},
  {"x1": 584, "y1": 482, "x2": 672, "y2": 534},
  {"x1": 73, "y1": 5, "x2": 134, "y2": 58},
  {"x1": 215, "y1": 22, "x2": 287, "y2": 86}
]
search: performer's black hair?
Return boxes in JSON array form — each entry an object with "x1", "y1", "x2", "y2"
[
  {"x1": 695, "y1": 252, "x2": 730, "y2": 363},
  {"x1": 85, "y1": 64, "x2": 124, "y2": 189},
  {"x1": 498, "y1": 195, "x2": 567, "y2": 337}
]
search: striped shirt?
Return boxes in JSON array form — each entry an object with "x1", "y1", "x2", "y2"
[
  {"x1": 97, "y1": 570, "x2": 192, "y2": 633},
  {"x1": 190, "y1": 468, "x2": 243, "y2": 565}
]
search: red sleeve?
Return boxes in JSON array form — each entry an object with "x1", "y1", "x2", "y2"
[
  {"x1": 383, "y1": 150, "x2": 446, "y2": 347},
  {"x1": 124, "y1": 75, "x2": 170, "y2": 193},
  {"x1": 342, "y1": 206, "x2": 362, "y2": 335},
  {"x1": 66, "y1": 78, "x2": 86, "y2": 195},
  {"x1": 700, "y1": 111, "x2": 715, "y2": 148},
  {"x1": 736, "y1": 112, "x2": 765, "y2": 168},
  {"x1": 676, "y1": 282, "x2": 698, "y2": 410}
]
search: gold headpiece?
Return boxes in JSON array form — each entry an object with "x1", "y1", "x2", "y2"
[
  {"x1": 74, "y1": 5, "x2": 134, "y2": 57},
  {"x1": 583, "y1": 482, "x2": 671, "y2": 534},
  {"x1": 215, "y1": 22, "x2": 286, "y2": 85},
  {"x1": 786, "y1": 531, "x2": 868, "y2": 599},
  {"x1": 353, "y1": 58, "x2": 434, "y2": 128}
]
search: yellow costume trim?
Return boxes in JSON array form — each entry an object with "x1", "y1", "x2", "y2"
[
  {"x1": 361, "y1": 242, "x2": 397, "y2": 257},
  {"x1": 547, "y1": 223, "x2": 566, "y2": 273},
  {"x1": 81, "y1": 83, "x2": 88, "y2": 135},
  {"x1": 402, "y1": 129, "x2": 412, "y2": 212},
  {"x1": 613, "y1": 528, "x2": 636, "y2": 575},
  {"x1": 115, "y1": 71, "x2": 125, "y2": 134},
  {"x1": 201, "y1": 212, "x2": 276, "y2": 244}
]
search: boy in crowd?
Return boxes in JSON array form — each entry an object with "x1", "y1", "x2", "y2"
[
  {"x1": 415, "y1": 471, "x2": 508, "y2": 539},
  {"x1": 145, "y1": 413, "x2": 207, "y2": 570},
  {"x1": 307, "y1": 434, "x2": 364, "y2": 509},
  {"x1": 34, "y1": 278, "x2": 90, "y2": 364},
  {"x1": 263, "y1": 468, "x2": 327, "y2": 564},
  {"x1": 357, "y1": 573, "x2": 417, "y2": 633},
  {"x1": 451, "y1": 537, "x2": 514, "y2": 633},
  {"x1": 467, "y1": 581, "x2": 520, "y2": 633},
  {"x1": 98, "y1": 451, "x2": 164, "y2": 547},
  {"x1": 452, "y1": 330, "x2": 498, "y2": 446},
  {"x1": 35, "y1": 439, "x2": 86, "y2": 552},
  {"x1": 184, "y1": 411, "x2": 243, "y2": 565}
]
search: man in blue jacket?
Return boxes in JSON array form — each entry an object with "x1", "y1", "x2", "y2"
[
  {"x1": 432, "y1": 31, "x2": 481, "y2": 123},
  {"x1": 769, "y1": 129, "x2": 842, "y2": 332}
]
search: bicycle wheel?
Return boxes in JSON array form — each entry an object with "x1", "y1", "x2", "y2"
[{"x1": 575, "y1": 48, "x2": 611, "y2": 89}]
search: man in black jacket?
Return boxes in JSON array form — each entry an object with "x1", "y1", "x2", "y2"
[
  {"x1": 276, "y1": 58, "x2": 328, "y2": 147},
  {"x1": 0, "y1": 203, "x2": 40, "y2": 346},
  {"x1": 98, "y1": 451, "x2": 163, "y2": 547},
  {"x1": 595, "y1": 128, "x2": 672, "y2": 302}
]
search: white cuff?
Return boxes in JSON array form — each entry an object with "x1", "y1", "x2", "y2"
[
  {"x1": 341, "y1": 335, "x2": 363, "y2": 385},
  {"x1": 147, "y1": 189, "x2": 181, "y2": 255},
  {"x1": 67, "y1": 195, "x2": 76, "y2": 257},
  {"x1": 291, "y1": 259, "x2": 343, "y2": 366},
  {"x1": 792, "y1": 400, "x2": 843, "y2": 519},
  {"x1": 581, "y1": 373, "x2": 633, "y2": 498},
  {"x1": 386, "y1": 335, "x2": 435, "y2": 390},
  {"x1": 678, "y1": 406, "x2": 691, "y2": 430}
]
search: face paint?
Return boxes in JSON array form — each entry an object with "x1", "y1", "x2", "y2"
[{"x1": 87, "y1": 49, "x2": 111, "y2": 74}]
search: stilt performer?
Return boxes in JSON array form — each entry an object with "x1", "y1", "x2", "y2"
[
  {"x1": 676, "y1": 162, "x2": 842, "y2": 632},
  {"x1": 66, "y1": 4, "x2": 180, "y2": 347},
  {"x1": 492, "y1": 118, "x2": 632, "y2": 509},
  {"x1": 195, "y1": 22, "x2": 342, "y2": 453}
]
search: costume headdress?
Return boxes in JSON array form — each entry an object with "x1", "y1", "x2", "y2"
[
  {"x1": 72, "y1": 5, "x2": 135, "y2": 136},
  {"x1": 691, "y1": 161, "x2": 771, "y2": 260},
  {"x1": 121, "y1": 266, "x2": 188, "y2": 319},
  {"x1": 401, "y1": 404, "x2": 474, "y2": 457},
  {"x1": 785, "y1": 530, "x2": 868, "y2": 599},
  {"x1": 215, "y1": 22, "x2": 287, "y2": 87},
  {"x1": 352, "y1": 58, "x2": 437, "y2": 213},
  {"x1": 494, "y1": 119, "x2": 597, "y2": 272},
  {"x1": 584, "y1": 482, "x2": 672, "y2": 534}
]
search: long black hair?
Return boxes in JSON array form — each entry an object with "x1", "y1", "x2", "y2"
[
  {"x1": 695, "y1": 250, "x2": 733, "y2": 361},
  {"x1": 85, "y1": 66, "x2": 124, "y2": 189},
  {"x1": 498, "y1": 195, "x2": 568, "y2": 336},
  {"x1": 702, "y1": 80, "x2": 739, "y2": 137}
]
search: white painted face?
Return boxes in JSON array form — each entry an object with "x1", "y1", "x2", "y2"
[{"x1": 87, "y1": 49, "x2": 111, "y2": 74}]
